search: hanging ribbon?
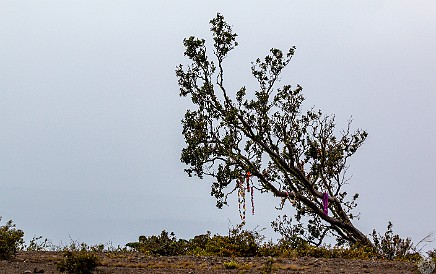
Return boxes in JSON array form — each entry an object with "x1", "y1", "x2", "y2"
[
  {"x1": 250, "y1": 186, "x2": 255, "y2": 215},
  {"x1": 238, "y1": 172, "x2": 255, "y2": 222},
  {"x1": 237, "y1": 179, "x2": 246, "y2": 223},
  {"x1": 322, "y1": 192, "x2": 329, "y2": 215},
  {"x1": 246, "y1": 171, "x2": 251, "y2": 191}
]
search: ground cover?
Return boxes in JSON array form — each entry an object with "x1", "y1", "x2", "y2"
[{"x1": 0, "y1": 251, "x2": 420, "y2": 274}]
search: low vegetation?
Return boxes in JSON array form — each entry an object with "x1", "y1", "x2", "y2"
[
  {"x1": 56, "y1": 250, "x2": 99, "y2": 274},
  {"x1": 126, "y1": 226, "x2": 263, "y2": 257},
  {"x1": 126, "y1": 224, "x2": 435, "y2": 264},
  {"x1": 1, "y1": 216, "x2": 435, "y2": 274},
  {"x1": 0, "y1": 217, "x2": 24, "y2": 260}
]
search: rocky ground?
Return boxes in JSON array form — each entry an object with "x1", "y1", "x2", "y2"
[{"x1": 0, "y1": 251, "x2": 427, "y2": 274}]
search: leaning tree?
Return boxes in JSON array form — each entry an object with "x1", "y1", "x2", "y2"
[{"x1": 176, "y1": 13, "x2": 373, "y2": 247}]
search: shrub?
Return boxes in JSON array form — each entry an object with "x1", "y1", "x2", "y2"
[
  {"x1": 203, "y1": 226, "x2": 262, "y2": 257},
  {"x1": 26, "y1": 236, "x2": 51, "y2": 251},
  {"x1": 227, "y1": 226, "x2": 263, "y2": 256},
  {"x1": 127, "y1": 226, "x2": 426, "y2": 261},
  {"x1": 126, "y1": 230, "x2": 188, "y2": 256},
  {"x1": 428, "y1": 248, "x2": 436, "y2": 262},
  {"x1": 371, "y1": 222, "x2": 418, "y2": 260},
  {"x1": 271, "y1": 215, "x2": 311, "y2": 249},
  {"x1": 56, "y1": 250, "x2": 99, "y2": 274},
  {"x1": 223, "y1": 260, "x2": 239, "y2": 269},
  {"x1": 127, "y1": 226, "x2": 264, "y2": 257},
  {"x1": 260, "y1": 257, "x2": 275, "y2": 274},
  {"x1": 203, "y1": 234, "x2": 234, "y2": 256},
  {"x1": 258, "y1": 240, "x2": 283, "y2": 257},
  {"x1": 186, "y1": 232, "x2": 212, "y2": 256},
  {"x1": 0, "y1": 217, "x2": 24, "y2": 260}
]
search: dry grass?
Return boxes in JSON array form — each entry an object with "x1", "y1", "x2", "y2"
[
  {"x1": 1, "y1": 251, "x2": 420, "y2": 274},
  {"x1": 276, "y1": 263, "x2": 311, "y2": 271}
]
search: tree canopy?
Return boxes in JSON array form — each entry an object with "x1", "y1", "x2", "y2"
[{"x1": 176, "y1": 13, "x2": 373, "y2": 247}]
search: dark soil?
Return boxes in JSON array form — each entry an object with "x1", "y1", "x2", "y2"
[{"x1": 0, "y1": 251, "x2": 425, "y2": 274}]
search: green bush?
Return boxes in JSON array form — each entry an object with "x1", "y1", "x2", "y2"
[
  {"x1": 428, "y1": 248, "x2": 436, "y2": 262},
  {"x1": 203, "y1": 234, "x2": 235, "y2": 256},
  {"x1": 371, "y1": 222, "x2": 418, "y2": 260},
  {"x1": 260, "y1": 257, "x2": 275, "y2": 274},
  {"x1": 127, "y1": 227, "x2": 263, "y2": 257},
  {"x1": 185, "y1": 232, "x2": 212, "y2": 256},
  {"x1": 257, "y1": 240, "x2": 283, "y2": 257},
  {"x1": 271, "y1": 215, "x2": 311, "y2": 249},
  {"x1": 126, "y1": 230, "x2": 188, "y2": 256},
  {"x1": 56, "y1": 250, "x2": 99, "y2": 274},
  {"x1": 203, "y1": 226, "x2": 262, "y2": 257},
  {"x1": 26, "y1": 236, "x2": 51, "y2": 251},
  {"x1": 0, "y1": 217, "x2": 24, "y2": 260},
  {"x1": 223, "y1": 260, "x2": 239, "y2": 269},
  {"x1": 126, "y1": 226, "x2": 426, "y2": 262}
]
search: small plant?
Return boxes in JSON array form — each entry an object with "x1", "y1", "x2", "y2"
[
  {"x1": 272, "y1": 215, "x2": 345, "y2": 248},
  {"x1": 56, "y1": 250, "x2": 99, "y2": 274},
  {"x1": 260, "y1": 257, "x2": 275, "y2": 274},
  {"x1": 258, "y1": 240, "x2": 283, "y2": 257},
  {"x1": 26, "y1": 236, "x2": 51, "y2": 251},
  {"x1": 371, "y1": 222, "x2": 417, "y2": 260},
  {"x1": 427, "y1": 248, "x2": 436, "y2": 262},
  {"x1": 223, "y1": 260, "x2": 239, "y2": 269},
  {"x1": 0, "y1": 217, "x2": 24, "y2": 260}
]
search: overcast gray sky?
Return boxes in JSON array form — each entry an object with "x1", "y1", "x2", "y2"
[{"x1": 1, "y1": 0, "x2": 435, "y2": 249}]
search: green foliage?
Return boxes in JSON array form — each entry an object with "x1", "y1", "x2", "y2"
[
  {"x1": 427, "y1": 248, "x2": 436, "y2": 261},
  {"x1": 269, "y1": 220, "x2": 427, "y2": 261},
  {"x1": 258, "y1": 239, "x2": 377, "y2": 260},
  {"x1": 223, "y1": 260, "x2": 239, "y2": 269},
  {"x1": 56, "y1": 250, "x2": 99, "y2": 274},
  {"x1": 257, "y1": 240, "x2": 284, "y2": 257},
  {"x1": 260, "y1": 257, "x2": 275, "y2": 274},
  {"x1": 201, "y1": 226, "x2": 263, "y2": 257},
  {"x1": 55, "y1": 239, "x2": 102, "y2": 274},
  {"x1": 124, "y1": 227, "x2": 429, "y2": 263},
  {"x1": 186, "y1": 232, "x2": 211, "y2": 255},
  {"x1": 371, "y1": 222, "x2": 419, "y2": 260},
  {"x1": 127, "y1": 226, "x2": 263, "y2": 257},
  {"x1": 52, "y1": 239, "x2": 128, "y2": 253},
  {"x1": 25, "y1": 236, "x2": 51, "y2": 251},
  {"x1": 0, "y1": 217, "x2": 24, "y2": 260},
  {"x1": 125, "y1": 227, "x2": 383, "y2": 260},
  {"x1": 272, "y1": 215, "x2": 312, "y2": 248},
  {"x1": 126, "y1": 230, "x2": 188, "y2": 256},
  {"x1": 177, "y1": 13, "x2": 372, "y2": 247},
  {"x1": 272, "y1": 216, "x2": 427, "y2": 261}
]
